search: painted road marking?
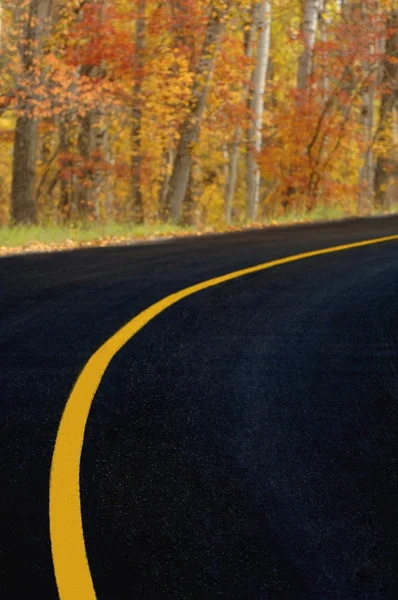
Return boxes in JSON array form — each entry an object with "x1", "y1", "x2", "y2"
[{"x1": 50, "y1": 234, "x2": 398, "y2": 599}]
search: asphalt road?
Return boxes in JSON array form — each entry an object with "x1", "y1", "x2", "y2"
[{"x1": 1, "y1": 216, "x2": 398, "y2": 599}]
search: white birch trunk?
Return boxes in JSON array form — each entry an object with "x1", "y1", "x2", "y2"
[
  {"x1": 359, "y1": 4, "x2": 377, "y2": 212},
  {"x1": 297, "y1": 0, "x2": 320, "y2": 90},
  {"x1": 246, "y1": 1, "x2": 271, "y2": 221},
  {"x1": 319, "y1": 0, "x2": 330, "y2": 101}
]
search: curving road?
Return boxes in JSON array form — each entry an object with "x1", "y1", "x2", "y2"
[{"x1": 1, "y1": 216, "x2": 398, "y2": 599}]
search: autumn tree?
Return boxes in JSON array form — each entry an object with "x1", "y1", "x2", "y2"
[
  {"x1": 246, "y1": 0, "x2": 271, "y2": 221},
  {"x1": 374, "y1": 7, "x2": 398, "y2": 209},
  {"x1": 164, "y1": 0, "x2": 233, "y2": 224},
  {"x1": 74, "y1": 1, "x2": 108, "y2": 219},
  {"x1": 297, "y1": 0, "x2": 320, "y2": 91},
  {"x1": 0, "y1": 0, "x2": 396, "y2": 228},
  {"x1": 11, "y1": 0, "x2": 52, "y2": 224},
  {"x1": 225, "y1": 3, "x2": 255, "y2": 224},
  {"x1": 130, "y1": 0, "x2": 145, "y2": 223}
]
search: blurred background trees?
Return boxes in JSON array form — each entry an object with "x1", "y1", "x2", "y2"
[{"x1": 0, "y1": 0, "x2": 397, "y2": 227}]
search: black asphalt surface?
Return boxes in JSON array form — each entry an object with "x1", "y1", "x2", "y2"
[{"x1": 1, "y1": 216, "x2": 398, "y2": 600}]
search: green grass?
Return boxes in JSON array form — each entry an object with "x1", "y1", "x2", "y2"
[
  {"x1": 262, "y1": 205, "x2": 349, "y2": 225},
  {"x1": 371, "y1": 203, "x2": 398, "y2": 217},
  {"x1": 1, "y1": 204, "x2": 396, "y2": 251},
  {"x1": 305, "y1": 205, "x2": 350, "y2": 221},
  {"x1": 0, "y1": 222, "x2": 193, "y2": 248}
]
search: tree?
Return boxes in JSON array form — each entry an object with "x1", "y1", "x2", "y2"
[
  {"x1": 10, "y1": 0, "x2": 52, "y2": 224},
  {"x1": 0, "y1": 0, "x2": 395, "y2": 228},
  {"x1": 246, "y1": 0, "x2": 271, "y2": 221},
  {"x1": 164, "y1": 1, "x2": 232, "y2": 224},
  {"x1": 297, "y1": 0, "x2": 320, "y2": 91},
  {"x1": 374, "y1": 7, "x2": 398, "y2": 210},
  {"x1": 224, "y1": 4, "x2": 256, "y2": 224},
  {"x1": 75, "y1": 1, "x2": 107, "y2": 219},
  {"x1": 130, "y1": 0, "x2": 145, "y2": 224}
]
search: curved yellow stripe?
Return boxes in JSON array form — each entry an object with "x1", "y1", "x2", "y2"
[{"x1": 49, "y1": 234, "x2": 398, "y2": 599}]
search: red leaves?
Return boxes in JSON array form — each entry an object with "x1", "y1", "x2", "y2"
[{"x1": 65, "y1": 2, "x2": 135, "y2": 77}]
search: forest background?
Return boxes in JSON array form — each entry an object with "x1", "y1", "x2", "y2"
[{"x1": 0, "y1": 0, "x2": 397, "y2": 251}]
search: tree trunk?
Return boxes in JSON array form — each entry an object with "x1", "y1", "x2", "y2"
[
  {"x1": 225, "y1": 128, "x2": 241, "y2": 224},
  {"x1": 319, "y1": 0, "x2": 330, "y2": 102},
  {"x1": 182, "y1": 171, "x2": 196, "y2": 226},
  {"x1": 10, "y1": 0, "x2": 51, "y2": 224},
  {"x1": 0, "y1": 1, "x2": 3, "y2": 50},
  {"x1": 158, "y1": 144, "x2": 174, "y2": 220},
  {"x1": 359, "y1": 82, "x2": 376, "y2": 211},
  {"x1": 297, "y1": 0, "x2": 320, "y2": 91},
  {"x1": 11, "y1": 116, "x2": 38, "y2": 223},
  {"x1": 246, "y1": 1, "x2": 271, "y2": 221},
  {"x1": 58, "y1": 118, "x2": 71, "y2": 220},
  {"x1": 76, "y1": 2, "x2": 107, "y2": 220},
  {"x1": 130, "y1": 0, "x2": 145, "y2": 223},
  {"x1": 165, "y1": 1, "x2": 232, "y2": 224},
  {"x1": 374, "y1": 9, "x2": 398, "y2": 210},
  {"x1": 104, "y1": 129, "x2": 113, "y2": 217},
  {"x1": 358, "y1": 2, "x2": 377, "y2": 212},
  {"x1": 77, "y1": 78, "x2": 105, "y2": 219},
  {"x1": 225, "y1": 8, "x2": 256, "y2": 224}
]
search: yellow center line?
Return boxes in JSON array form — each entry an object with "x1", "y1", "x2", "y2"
[{"x1": 49, "y1": 234, "x2": 398, "y2": 599}]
